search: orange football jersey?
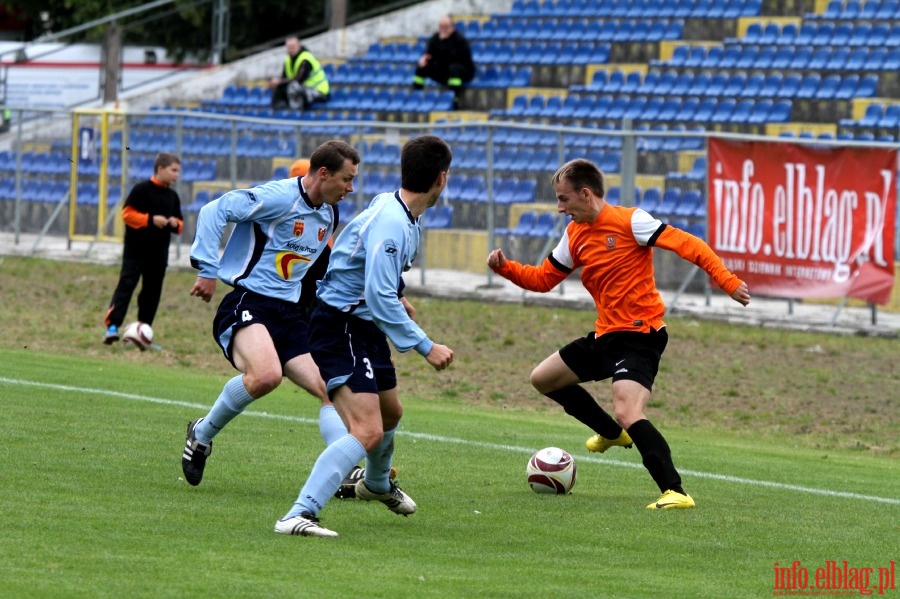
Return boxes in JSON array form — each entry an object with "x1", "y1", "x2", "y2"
[{"x1": 495, "y1": 205, "x2": 743, "y2": 336}]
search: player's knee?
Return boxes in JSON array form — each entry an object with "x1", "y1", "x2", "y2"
[
  {"x1": 354, "y1": 426, "x2": 384, "y2": 452},
  {"x1": 243, "y1": 371, "x2": 282, "y2": 397}
]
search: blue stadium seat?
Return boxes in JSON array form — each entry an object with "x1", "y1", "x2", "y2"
[
  {"x1": 731, "y1": 99, "x2": 754, "y2": 124},
  {"x1": 815, "y1": 75, "x2": 841, "y2": 99},
  {"x1": 638, "y1": 188, "x2": 661, "y2": 212},
  {"x1": 759, "y1": 73, "x2": 783, "y2": 97},
  {"x1": 795, "y1": 74, "x2": 821, "y2": 99},
  {"x1": 743, "y1": 22, "x2": 763, "y2": 44},
  {"x1": 856, "y1": 75, "x2": 879, "y2": 97},
  {"x1": 857, "y1": 103, "x2": 884, "y2": 128},
  {"x1": 656, "y1": 188, "x2": 681, "y2": 217},
  {"x1": 877, "y1": 105, "x2": 900, "y2": 128},
  {"x1": 771, "y1": 46, "x2": 794, "y2": 70},
  {"x1": 827, "y1": 47, "x2": 850, "y2": 70},
  {"x1": 834, "y1": 74, "x2": 860, "y2": 100},
  {"x1": 717, "y1": 46, "x2": 741, "y2": 69},
  {"x1": 744, "y1": 73, "x2": 765, "y2": 96},
  {"x1": 496, "y1": 210, "x2": 536, "y2": 237},
  {"x1": 832, "y1": 23, "x2": 853, "y2": 47},
  {"x1": 722, "y1": 73, "x2": 747, "y2": 97},
  {"x1": 779, "y1": 23, "x2": 798, "y2": 44},
  {"x1": 795, "y1": 23, "x2": 816, "y2": 46},
  {"x1": 620, "y1": 71, "x2": 643, "y2": 94},
  {"x1": 747, "y1": 99, "x2": 773, "y2": 124},
  {"x1": 876, "y1": 0, "x2": 899, "y2": 19},
  {"x1": 844, "y1": 49, "x2": 868, "y2": 72},
  {"x1": 806, "y1": 46, "x2": 832, "y2": 71},
  {"x1": 711, "y1": 99, "x2": 736, "y2": 123},
  {"x1": 735, "y1": 46, "x2": 760, "y2": 69},
  {"x1": 769, "y1": 100, "x2": 792, "y2": 122},
  {"x1": 812, "y1": 23, "x2": 835, "y2": 46},
  {"x1": 526, "y1": 212, "x2": 558, "y2": 237},
  {"x1": 705, "y1": 73, "x2": 727, "y2": 97},
  {"x1": 683, "y1": 46, "x2": 707, "y2": 68},
  {"x1": 776, "y1": 73, "x2": 803, "y2": 98}
]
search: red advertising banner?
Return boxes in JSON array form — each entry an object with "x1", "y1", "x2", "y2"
[{"x1": 707, "y1": 139, "x2": 897, "y2": 305}]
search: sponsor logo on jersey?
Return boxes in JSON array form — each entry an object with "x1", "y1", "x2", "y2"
[
  {"x1": 293, "y1": 221, "x2": 304, "y2": 237},
  {"x1": 384, "y1": 242, "x2": 398, "y2": 255},
  {"x1": 246, "y1": 191, "x2": 257, "y2": 203},
  {"x1": 606, "y1": 235, "x2": 617, "y2": 250},
  {"x1": 275, "y1": 251, "x2": 311, "y2": 279}
]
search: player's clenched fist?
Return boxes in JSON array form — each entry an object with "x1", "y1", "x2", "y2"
[{"x1": 426, "y1": 343, "x2": 454, "y2": 371}]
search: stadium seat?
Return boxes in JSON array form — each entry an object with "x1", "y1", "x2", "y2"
[
  {"x1": 795, "y1": 74, "x2": 821, "y2": 99},
  {"x1": 834, "y1": 75, "x2": 860, "y2": 100},
  {"x1": 815, "y1": 75, "x2": 841, "y2": 100}
]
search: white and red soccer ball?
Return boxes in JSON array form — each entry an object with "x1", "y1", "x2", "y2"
[
  {"x1": 122, "y1": 321, "x2": 154, "y2": 351},
  {"x1": 526, "y1": 447, "x2": 577, "y2": 494}
]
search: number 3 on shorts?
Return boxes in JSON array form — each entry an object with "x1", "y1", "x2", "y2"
[{"x1": 363, "y1": 357, "x2": 374, "y2": 379}]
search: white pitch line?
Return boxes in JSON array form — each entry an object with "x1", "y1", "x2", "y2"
[{"x1": 2, "y1": 377, "x2": 898, "y2": 506}]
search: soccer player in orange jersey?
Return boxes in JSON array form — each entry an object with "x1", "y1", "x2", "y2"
[{"x1": 488, "y1": 158, "x2": 750, "y2": 510}]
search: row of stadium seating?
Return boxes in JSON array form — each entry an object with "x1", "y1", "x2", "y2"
[
  {"x1": 657, "y1": 44, "x2": 900, "y2": 71},
  {"x1": 509, "y1": 0, "x2": 761, "y2": 18},
  {"x1": 494, "y1": 95, "x2": 792, "y2": 125},
  {"x1": 575, "y1": 71, "x2": 878, "y2": 101},
  {"x1": 728, "y1": 21, "x2": 900, "y2": 46},
  {"x1": 810, "y1": 0, "x2": 900, "y2": 19},
  {"x1": 329, "y1": 63, "x2": 532, "y2": 89},
  {"x1": 463, "y1": 18, "x2": 686, "y2": 42}
]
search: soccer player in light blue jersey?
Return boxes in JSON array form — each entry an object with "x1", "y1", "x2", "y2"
[
  {"x1": 180, "y1": 140, "x2": 359, "y2": 487},
  {"x1": 275, "y1": 135, "x2": 455, "y2": 538}
]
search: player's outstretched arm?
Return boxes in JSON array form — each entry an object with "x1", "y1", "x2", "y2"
[
  {"x1": 190, "y1": 277, "x2": 217, "y2": 303},
  {"x1": 731, "y1": 282, "x2": 750, "y2": 306},
  {"x1": 425, "y1": 343, "x2": 454, "y2": 371}
]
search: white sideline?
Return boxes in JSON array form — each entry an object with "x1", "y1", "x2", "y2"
[{"x1": 3, "y1": 376, "x2": 898, "y2": 506}]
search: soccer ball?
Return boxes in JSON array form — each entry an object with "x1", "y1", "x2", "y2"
[
  {"x1": 122, "y1": 321, "x2": 153, "y2": 351},
  {"x1": 526, "y1": 447, "x2": 577, "y2": 494}
]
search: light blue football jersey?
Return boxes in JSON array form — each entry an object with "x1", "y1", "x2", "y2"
[
  {"x1": 190, "y1": 177, "x2": 335, "y2": 302},
  {"x1": 317, "y1": 191, "x2": 433, "y2": 356}
]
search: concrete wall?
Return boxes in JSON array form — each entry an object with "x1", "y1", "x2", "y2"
[{"x1": 121, "y1": 0, "x2": 512, "y2": 111}]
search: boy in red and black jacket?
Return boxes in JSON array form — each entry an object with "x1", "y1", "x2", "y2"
[{"x1": 103, "y1": 152, "x2": 183, "y2": 344}]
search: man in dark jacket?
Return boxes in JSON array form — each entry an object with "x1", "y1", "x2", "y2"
[{"x1": 412, "y1": 16, "x2": 476, "y2": 110}]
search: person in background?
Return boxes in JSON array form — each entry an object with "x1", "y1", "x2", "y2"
[
  {"x1": 412, "y1": 15, "x2": 476, "y2": 110},
  {"x1": 103, "y1": 152, "x2": 183, "y2": 344},
  {"x1": 487, "y1": 158, "x2": 750, "y2": 511},
  {"x1": 180, "y1": 141, "x2": 358, "y2": 488},
  {"x1": 274, "y1": 135, "x2": 454, "y2": 537},
  {"x1": 269, "y1": 36, "x2": 330, "y2": 111}
]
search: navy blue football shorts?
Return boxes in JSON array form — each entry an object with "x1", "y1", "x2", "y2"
[
  {"x1": 308, "y1": 303, "x2": 397, "y2": 397},
  {"x1": 213, "y1": 286, "x2": 310, "y2": 369},
  {"x1": 559, "y1": 327, "x2": 668, "y2": 391}
]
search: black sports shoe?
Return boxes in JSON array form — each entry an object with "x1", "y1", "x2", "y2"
[
  {"x1": 181, "y1": 418, "x2": 212, "y2": 486},
  {"x1": 334, "y1": 465, "x2": 398, "y2": 499}
]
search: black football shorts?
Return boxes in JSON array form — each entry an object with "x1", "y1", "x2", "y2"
[{"x1": 559, "y1": 327, "x2": 668, "y2": 391}]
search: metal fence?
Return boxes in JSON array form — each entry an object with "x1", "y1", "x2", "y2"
[{"x1": 1, "y1": 106, "x2": 897, "y2": 296}]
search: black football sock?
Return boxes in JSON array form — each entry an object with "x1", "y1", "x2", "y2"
[
  {"x1": 545, "y1": 386, "x2": 623, "y2": 439},
  {"x1": 627, "y1": 419, "x2": 685, "y2": 495}
]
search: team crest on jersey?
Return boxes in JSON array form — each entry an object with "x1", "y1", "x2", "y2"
[
  {"x1": 317, "y1": 227, "x2": 326, "y2": 241},
  {"x1": 275, "y1": 251, "x2": 311, "y2": 279},
  {"x1": 293, "y1": 221, "x2": 304, "y2": 237},
  {"x1": 606, "y1": 235, "x2": 617, "y2": 250}
]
